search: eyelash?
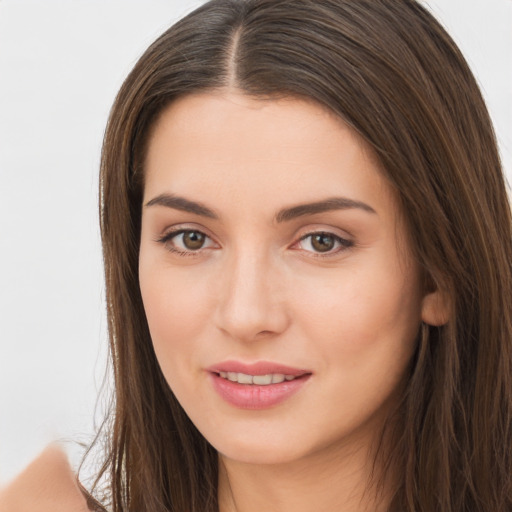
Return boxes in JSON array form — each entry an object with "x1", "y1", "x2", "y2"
[
  {"x1": 155, "y1": 229, "x2": 354, "y2": 258},
  {"x1": 155, "y1": 229, "x2": 214, "y2": 258},
  {"x1": 295, "y1": 231, "x2": 354, "y2": 257}
]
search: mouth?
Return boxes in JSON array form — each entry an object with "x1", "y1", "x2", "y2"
[
  {"x1": 215, "y1": 371, "x2": 301, "y2": 385},
  {"x1": 206, "y1": 361, "x2": 312, "y2": 409},
  {"x1": 206, "y1": 360, "x2": 311, "y2": 381}
]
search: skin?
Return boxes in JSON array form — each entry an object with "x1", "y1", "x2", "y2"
[
  {"x1": 0, "y1": 445, "x2": 90, "y2": 512},
  {"x1": 139, "y1": 91, "x2": 446, "y2": 512}
]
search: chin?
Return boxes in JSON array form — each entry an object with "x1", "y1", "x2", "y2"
[
  {"x1": 218, "y1": 441, "x2": 305, "y2": 466},
  {"x1": 203, "y1": 422, "x2": 343, "y2": 467}
]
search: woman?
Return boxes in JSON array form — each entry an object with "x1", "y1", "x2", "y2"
[{"x1": 2, "y1": 0, "x2": 511, "y2": 511}]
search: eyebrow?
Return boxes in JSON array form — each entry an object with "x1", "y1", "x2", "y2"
[
  {"x1": 275, "y1": 197, "x2": 376, "y2": 222},
  {"x1": 145, "y1": 194, "x2": 218, "y2": 218},
  {"x1": 145, "y1": 193, "x2": 376, "y2": 222}
]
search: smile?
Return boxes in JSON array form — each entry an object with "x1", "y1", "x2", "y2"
[
  {"x1": 218, "y1": 372, "x2": 297, "y2": 385},
  {"x1": 207, "y1": 361, "x2": 312, "y2": 409}
]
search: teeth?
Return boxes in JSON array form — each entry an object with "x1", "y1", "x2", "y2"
[
  {"x1": 237, "y1": 373, "x2": 254, "y2": 384},
  {"x1": 218, "y1": 372, "x2": 297, "y2": 385},
  {"x1": 253, "y1": 374, "x2": 272, "y2": 385}
]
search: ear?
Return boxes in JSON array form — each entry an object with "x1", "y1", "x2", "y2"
[{"x1": 421, "y1": 287, "x2": 451, "y2": 326}]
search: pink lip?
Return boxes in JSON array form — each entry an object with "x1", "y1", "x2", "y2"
[
  {"x1": 206, "y1": 360, "x2": 310, "y2": 376},
  {"x1": 206, "y1": 360, "x2": 312, "y2": 410}
]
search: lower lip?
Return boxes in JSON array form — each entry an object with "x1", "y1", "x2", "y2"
[{"x1": 209, "y1": 373, "x2": 310, "y2": 410}]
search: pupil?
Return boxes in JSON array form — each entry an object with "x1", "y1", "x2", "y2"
[
  {"x1": 183, "y1": 231, "x2": 205, "y2": 250},
  {"x1": 312, "y1": 234, "x2": 334, "y2": 252}
]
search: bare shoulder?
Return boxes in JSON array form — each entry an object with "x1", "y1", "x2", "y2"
[{"x1": 0, "y1": 444, "x2": 91, "y2": 512}]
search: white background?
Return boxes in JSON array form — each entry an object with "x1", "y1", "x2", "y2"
[{"x1": 0, "y1": 0, "x2": 511, "y2": 484}]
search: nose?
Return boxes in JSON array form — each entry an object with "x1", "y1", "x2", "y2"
[{"x1": 214, "y1": 249, "x2": 290, "y2": 342}]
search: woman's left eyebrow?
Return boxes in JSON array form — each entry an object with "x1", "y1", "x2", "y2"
[{"x1": 275, "y1": 197, "x2": 377, "y2": 222}]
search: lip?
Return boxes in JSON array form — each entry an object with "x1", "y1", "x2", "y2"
[
  {"x1": 206, "y1": 360, "x2": 312, "y2": 410},
  {"x1": 206, "y1": 360, "x2": 310, "y2": 376}
]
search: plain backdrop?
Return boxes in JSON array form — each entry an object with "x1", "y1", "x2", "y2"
[{"x1": 0, "y1": 0, "x2": 511, "y2": 485}]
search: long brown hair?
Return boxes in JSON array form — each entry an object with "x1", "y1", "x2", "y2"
[{"x1": 82, "y1": 1, "x2": 512, "y2": 510}]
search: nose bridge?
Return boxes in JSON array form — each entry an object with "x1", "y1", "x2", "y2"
[{"x1": 215, "y1": 243, "x2": 288, "y2": 341}]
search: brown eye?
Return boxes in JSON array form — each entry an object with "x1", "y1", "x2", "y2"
[
  {"x1": 297, "y1": 231, "x2": 353, "y2": 256},
  {"x1": 182, "y1": 231, "x2": 206, "y2": 250},
  {"x1": 157, "y1": 229, "x2": 216, "y2": 255},
  {"x1": 311, "y1": 233, "x2": 336, "y2": 252}
]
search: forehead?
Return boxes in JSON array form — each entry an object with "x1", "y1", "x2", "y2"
[{"x1": 143, "y1": 91, "x2": 397, "y2": 221}]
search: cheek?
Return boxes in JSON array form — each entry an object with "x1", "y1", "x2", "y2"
[
  {"x1": 289, "y1": 264, "x2": 421, "y2": 432},
  {"x1": 291, "y1": 260, "x2": 422, "y2": 363},
  {"x1": 141, "y1": 270, "x2": 207, "y2": 326},
  {"x1": 138, "y1": 256, "x2": 215, "y2": 387}
]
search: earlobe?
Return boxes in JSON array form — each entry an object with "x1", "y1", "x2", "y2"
[{"x1": 421, "y1": 288, "x2": 451, "y2": 326}]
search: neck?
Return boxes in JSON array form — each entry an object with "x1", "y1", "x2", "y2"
[{"x1": 218, "y1": 440, "x2": 394, "y2": 512}]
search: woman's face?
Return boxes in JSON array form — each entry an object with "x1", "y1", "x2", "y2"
[{"x1": 139, "y1": 91, "x2": 434, "y2": 465}]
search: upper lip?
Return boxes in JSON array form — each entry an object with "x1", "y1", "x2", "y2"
[{"x1": 206, "y1": 360, "x2": 311, "y2": 377}]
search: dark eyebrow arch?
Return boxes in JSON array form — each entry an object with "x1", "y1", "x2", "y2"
[
  {"x1": 275, "y1": 197, "x2": 376, "y2": 223},
  {"x1": 145, "y1": 194, "x2": 218, "y2": 219},
  {"x1": 145, "y1": 193, "x2": 376, "y2": 222}
]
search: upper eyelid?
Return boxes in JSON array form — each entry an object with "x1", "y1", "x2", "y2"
[
  {"x1": 293, "y1": 232, "x2": 353, "y2": 251},
  {"x1": 157, "y1": 224, "x2": 215, "y2": 241},
  {"x1": 153, "y1": 216, "x2": 353, "y2": 235},
  {"x1": 294, "y1": 224, "x2": 354, "y2": 242},
  {"x1": 298, "y1": 230, "x2": 350, "y2": 242}
]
